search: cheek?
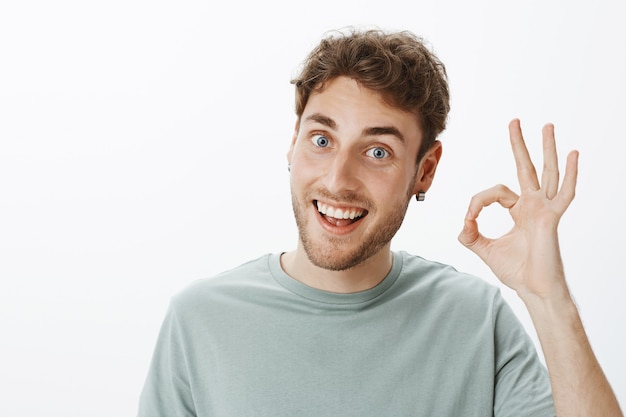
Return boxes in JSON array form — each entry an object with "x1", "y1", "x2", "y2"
[
  {"x1": 290, "y1": 151, "x2": 327, "y2": 183},
  {"x1": 289, "y1": 164, "x2": 313, "y2": 196},
  {"x1": 374, "y1": 173, "x2": 415, "y2": 203}
]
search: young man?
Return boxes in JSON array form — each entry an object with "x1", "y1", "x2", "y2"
[{"x1": 138, "y1": 29, "x2": 622, "y2": 416}]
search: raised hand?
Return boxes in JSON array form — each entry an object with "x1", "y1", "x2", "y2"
[
  {"x1": 458, "y1": 118, "x2": 579, "y2": 301},
  {"x1": 458, "y1": 119, "x2": 624, "y2": 416}
]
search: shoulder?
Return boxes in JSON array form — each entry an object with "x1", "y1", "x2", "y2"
[
  {"x1": 392, "y1": 251, "x2": 503, "y2": 319},
  {"x1": 169, "y1": 254, "x2": 275, "y2": 315},
  {"x1": 397, "y1": 251, "x2": 499, "y2": 298}
]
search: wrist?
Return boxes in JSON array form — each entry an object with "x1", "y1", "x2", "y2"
[
  {"x1": 519, "y1": 287, "x2": 575, "y2": 315},
  {"x1": 520, "y1": 288, "x2": 583, "y2": 344},
  {"x1": 515, "y1": 270, "x2": 572, "y2": 309}
]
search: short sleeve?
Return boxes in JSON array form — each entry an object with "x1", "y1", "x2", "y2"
[
  {"x1": 137, "y1": 304, "x2": 196, "y2": 417},
  {"x1": 492, "y1": 293, "x2": 555, "y2": 417}
]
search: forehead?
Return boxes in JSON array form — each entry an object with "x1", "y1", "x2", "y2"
[{"x1": 301, "y1": 76, "x2": 423, "y2": 145}]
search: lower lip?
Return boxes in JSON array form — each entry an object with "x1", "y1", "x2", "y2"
[{"x1": 314, "y1": 207, "x2": 364, "y2": 236}]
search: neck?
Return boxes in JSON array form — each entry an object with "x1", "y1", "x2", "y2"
[{"x1": 280, "y1": 244, "x2": 393, "y2": 293}]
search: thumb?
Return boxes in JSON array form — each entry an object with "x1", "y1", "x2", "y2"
[
  {"x1": 458, "y1": 216, "x2": 491, "y2": 258},
  {"x1": 458, "y1": 184, "x2": 518, "y2": 259}
]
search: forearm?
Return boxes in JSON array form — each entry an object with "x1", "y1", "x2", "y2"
[{"x1": 522, "y1": 292, "x2": 623, "y2": 417}]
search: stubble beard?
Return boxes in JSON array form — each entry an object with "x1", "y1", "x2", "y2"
[{"x1": 291, "y1": 184, "x2": 414, "y2": 271}]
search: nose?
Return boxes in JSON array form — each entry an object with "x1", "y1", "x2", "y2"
[{"x1": 322, "y1": 150, "x2": 361, "y2": 194}]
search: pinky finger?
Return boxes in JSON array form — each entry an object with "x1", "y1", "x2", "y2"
[{"x1": 554, "y1": 150, "x2": 579, "y2": 212}]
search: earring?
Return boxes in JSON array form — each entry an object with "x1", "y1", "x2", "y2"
[
  {"x1": 415, "y1": 191, "x2": 425, "y2": 202},
  {"x1": 288, "y1": 164, "x2": 291, "y2": 172}
]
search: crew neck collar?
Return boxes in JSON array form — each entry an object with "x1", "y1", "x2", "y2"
[{"x1": 268, "y1": 251, "x2": 403, "y2": 305}]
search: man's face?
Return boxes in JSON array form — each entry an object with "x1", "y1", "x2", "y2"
[{"x1": 287, "y1": 76, "x2": 437, "y2": 271}]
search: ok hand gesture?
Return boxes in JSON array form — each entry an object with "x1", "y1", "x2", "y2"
[{"x1": 458, "y1": 119, "x2": 579, "y2": 302}]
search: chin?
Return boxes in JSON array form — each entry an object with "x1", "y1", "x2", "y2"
[{"x1": 301, "y1": 233, "x2": 389, "y2": 272}]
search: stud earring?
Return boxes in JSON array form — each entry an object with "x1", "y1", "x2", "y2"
[{"x1": 415, "y1": 191, "x2": 425, "y2": 202}]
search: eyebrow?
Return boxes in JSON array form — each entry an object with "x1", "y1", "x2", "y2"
[
  {"x1": 363, "y1": 126, "x2": 405, "y2": 143},
  {"x1": 303, "y1": 113, "x2": 337, "y2": 130},
  {"x1": 303, "y1": 113, "x2": 405, "y2": 143}
]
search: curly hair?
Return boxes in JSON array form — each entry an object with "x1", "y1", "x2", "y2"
[{"x1": 291, "y1": 28, "x2": 450, "y2": 162}]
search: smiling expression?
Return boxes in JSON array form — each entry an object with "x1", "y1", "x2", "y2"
[{"x1": 287, "y1": 76, "x2": 440, "y2": 271}]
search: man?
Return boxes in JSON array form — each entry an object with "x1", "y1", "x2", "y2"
[{"x1": 138, "y1": 28, "x2": 622, "y2": 416}]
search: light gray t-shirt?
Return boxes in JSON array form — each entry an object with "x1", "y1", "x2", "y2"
[{"x1": 138, "y1": 251, "x2": 555, "y2": 416}]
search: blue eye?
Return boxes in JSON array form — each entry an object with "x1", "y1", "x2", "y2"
[
  {"x1": 313, "y1": 135, "x2": 330, "y2": 148},
  {"x1": 366, "y1": 147, "x2": 390, "y2": 159}
]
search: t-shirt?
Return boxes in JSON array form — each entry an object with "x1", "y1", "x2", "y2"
[{"x1": 138, "y1": 251, "x2": 555, "y2": 416}]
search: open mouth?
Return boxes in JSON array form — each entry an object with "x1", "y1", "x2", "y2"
[{"x1": 314, "y1": 200, "x2": 368, "y2": 227}]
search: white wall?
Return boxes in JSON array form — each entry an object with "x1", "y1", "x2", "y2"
[{"x1": 1, "y1": 0, "x2": 624, "y2": 415}]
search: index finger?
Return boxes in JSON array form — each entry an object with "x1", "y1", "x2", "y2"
[{"x1": 509, "y1": 119, "x2": 540, "y2": 191}]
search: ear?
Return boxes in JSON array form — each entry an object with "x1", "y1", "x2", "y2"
[
  {"x1": 412, "y1": 140, "x2": 443, "y2": 195},
  {"x1": 287, "y1": 118, "x2": 300, "y2": 165}
]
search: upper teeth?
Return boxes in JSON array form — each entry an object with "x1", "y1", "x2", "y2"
[{"x1": 317, "y1": 201, "x2": 364, "y2": 220}]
